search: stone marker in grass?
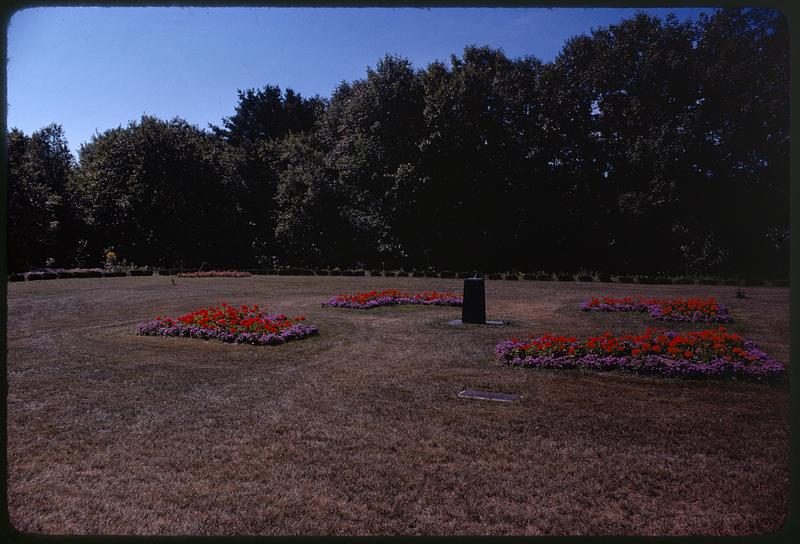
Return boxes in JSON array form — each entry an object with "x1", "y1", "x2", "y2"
[
  {"x1": 448, "y1": 276, "x2": 506, "y2": 325},
  {"x1": 458, "y1": 390, "x2": 520, "y2": 402},
  {"x1": 462, "y1": 277, "x2": 486, "y2": 324}
]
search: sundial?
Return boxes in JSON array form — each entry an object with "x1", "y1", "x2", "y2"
[{"x1": 447, "y1": 275, "x2": 506, "y2": 326}]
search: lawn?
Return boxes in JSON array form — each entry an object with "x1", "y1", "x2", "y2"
[{"x1": 6, "y1": 275, "x2": 790, "y2": 535}]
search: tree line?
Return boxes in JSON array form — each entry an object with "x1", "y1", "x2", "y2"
[{"x1": 6, "y1": 9, "x2": 789, "y2": 277}]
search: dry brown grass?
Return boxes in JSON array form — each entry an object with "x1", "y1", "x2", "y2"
[{"x1": 6, "y1": 276, "x2": 790, "y2": 535}]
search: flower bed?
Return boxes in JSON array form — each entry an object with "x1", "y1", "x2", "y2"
[
  {"x1": 21, "y1": 267, "x2": 105, "y2": 279},
  {"x1": 323, "y1": 289, "x2": 462, "y2": 309},
  {"x1": 176, "y1": 270, "x2": 251, "y2": 278},
  {"x1": 137, "y1": 303, "x2": 317, "y2": 345},
  {"x1": 580, "y1": 296, "x2": 732, "y2": 322},
  {"x1": 495, "y1": 328, "x2": 783, "y2": 379}
]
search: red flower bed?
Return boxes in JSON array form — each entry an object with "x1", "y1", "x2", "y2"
[
  {"x1": 581, "y1": 296, "x2": 732, "y2": 322},
  {"x1": 323, "y1": 289, "x2": 462, "y2": 309},
  {"x1": 137, "y1": 303, "x2": 317, "y2": 345},
  {"x1": 496, "y1": 328, "x2": 782, "y2": 379}
]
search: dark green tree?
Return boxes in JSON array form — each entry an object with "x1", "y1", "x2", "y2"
[
  {"x1": 688, "y1": 8, "x2": 789, "y2": 276},
  {"x1": 72, "y1": 116, "x2": 245, "y2": 267},
  {"x1": 11, "y1": 9, "x2": 786, "y2": 278},
  {"x1": 556, "y1": 13, "x2": 699, "y2": 273},
  {"x1": 272, "y1": 133, "x2": 351, "y2": 267},
  {"x1": 212, "y1": 85, "x2": 324, "y2": 147},
  {"x1": 319, "y1": 55, "x2": 426, "y2": 267},
  {"x1": 416, "y1": 46, "x2": 547, "y2": 270},
  {"x1": 6, "y1": 124, "x2": 77, "y2": 271},
  {"x1": 211, "y1": 85, "x2": 327, "y2": 265}
]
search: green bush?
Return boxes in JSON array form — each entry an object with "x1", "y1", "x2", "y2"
[{"x1": 278, "y1": 267, "x2": 313, "y2": 275}]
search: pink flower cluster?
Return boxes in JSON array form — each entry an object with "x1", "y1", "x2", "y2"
[{"x1": 323, "y1": 289, "x2": 462, "y2": 309}]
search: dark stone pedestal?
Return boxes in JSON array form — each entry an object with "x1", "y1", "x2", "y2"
[{"x1": 462, "y1": 278, "x2": 486, "y2": 324}]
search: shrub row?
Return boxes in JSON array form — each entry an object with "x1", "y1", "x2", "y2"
[
  {"x1": 7, "y1": 267, "x2": 788, "y2": 286},
  {"x1": 8, "y1": 269, "x2": 155, "y2": 281},
  {"x1": 451, "y1": 272, "x2": 782, "y2": 285}
]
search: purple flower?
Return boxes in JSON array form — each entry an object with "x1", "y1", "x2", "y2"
[
  {"x1": 581, "y1": 297, "x2": 734, "y2": 323},
  {"x1": 322, "y1": 293, "x2": 463, "y2": 309},
  {"x1": 136, "y1": 317, "x2": 318, "y2": 346}
]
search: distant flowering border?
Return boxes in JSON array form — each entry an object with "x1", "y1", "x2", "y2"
[
  {"x1": 176, "y1": 270, "x2": 251, "y2": 278},
  {"x1": 495, "y1": 328, "x2": 783, "y2": 379},
  {"x1": 323, "y1": 289, "x2": 462, "y2": 309},
  {"x1": 580, "y1": 296, "x2": 733, "y2": 322},
  {"x1": 137, "y1": 303, "x2": 317, "y2": 345}
]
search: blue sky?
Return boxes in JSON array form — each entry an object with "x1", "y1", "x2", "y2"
[{"x1": 7, "y1": 6, "x2": 714, "y2": 156}]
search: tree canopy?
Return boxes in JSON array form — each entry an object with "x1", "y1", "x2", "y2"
[{"x1": 6, "y1": 9, "x2": 789, "y2": 277}]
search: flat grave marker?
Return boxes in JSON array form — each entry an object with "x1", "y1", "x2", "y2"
[{"x1": 457, "y1": 389, "x2": 520, "y2": 402}]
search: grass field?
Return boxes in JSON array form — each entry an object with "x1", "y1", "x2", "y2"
[{"x1": 6, "y1": 275, "x2": 790, "y2": 535}]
